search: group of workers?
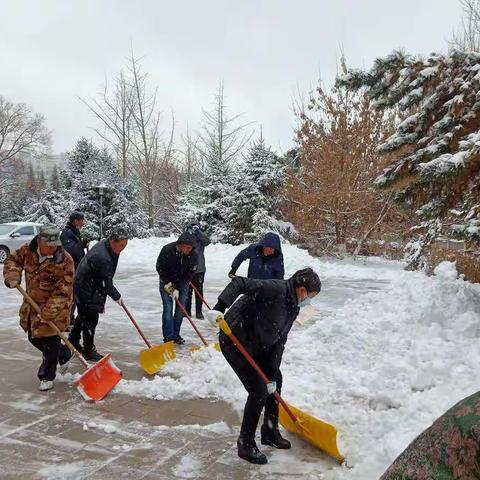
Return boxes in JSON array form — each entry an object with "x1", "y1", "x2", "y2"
[{"x1": 2, "y1": 213, "x2": 322, "y2": 465}]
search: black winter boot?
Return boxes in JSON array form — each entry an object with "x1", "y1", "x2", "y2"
[
  {"x1": 237, "y1": 435, "x2": 268, "y2": 464},
  {"x1": 83, "y1": 348, "x2": 104, "y2": 362},
  {"x1": 261, "y1": 424, "x2": 291, "y2": 449}
]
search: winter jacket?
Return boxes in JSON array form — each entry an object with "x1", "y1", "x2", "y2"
[
  {"x1": 60, "y1": 223, "x2": 86, "y2": 268},
  {"x1": 186, "y1": 223, "x2": 211, "y2": 273},
  {"x1": 216, "y1": 276, "x2": 299, "y2": 376},
  {"x1": 156, "y1": 238, "x2": 199, "y2": 288},
  {"x1": 74, "y1": 240, "x2": 121, "y2": 312},
  {"x1": 231, "y1": 232, "x2": 284, "y2": 280},
  {"x1": 3, "y1": 237, "x2": 74, "y2": 338},
  {"x1": 381, "y1": 390, "x2": 480, "y2": 479}
]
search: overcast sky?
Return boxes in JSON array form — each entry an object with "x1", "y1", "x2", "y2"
[{"x1": 0, "y1": 0, "x2": 464, "y2": 155}]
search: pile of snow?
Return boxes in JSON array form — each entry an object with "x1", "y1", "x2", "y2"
[{"x1": 116, "y1": 239, "x2": 480, "y2": 479}]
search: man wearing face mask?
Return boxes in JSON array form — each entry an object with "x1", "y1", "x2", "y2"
[{"x1": 207, "y1": 267, "x2": 321, "y2": 465}]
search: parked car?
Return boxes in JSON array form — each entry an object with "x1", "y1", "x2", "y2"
[{"x1": 0, "y1": 222, "x2": 43, "y2": 263}]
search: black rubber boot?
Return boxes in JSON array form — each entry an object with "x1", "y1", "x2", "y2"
[
  {"x1": 83, "y1": 348, "x2": 104, "y2": 361},
  {"x1": 196, "y1": 311, "x2": 204, "y2": 320},
  {"x1": 237, "y1": 435, "x2": 268, "y2": 464},
  {"x1": 261, "y1": 424, "x2": 291, "y2": 449}
]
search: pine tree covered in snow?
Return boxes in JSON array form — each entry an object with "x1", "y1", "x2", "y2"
[
  {"x1": 338, "y1": 50, "x2": 480, "y2": 266},
  {"x1": 175, "y1": 84, "x2": 251, "y2": 242},
  {"x1": 23, "y1": 190, "x2": 70, "y2": 225},
  {"x1": 226, "y1": 136, "x2": 289, "y2": 243},
  {"x1": 23, "y1": 138, "x2": 149, "y2": 239}
]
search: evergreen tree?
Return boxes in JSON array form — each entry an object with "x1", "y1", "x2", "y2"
[
  {"x1": 50, "y1": 164, "x2": 61, "y2": 190},
  {"x1": 226, "y1": 136, "x2": 287, "y2": 243},
  {"x1": 23, "y1": 190, "x2": 70, "y2": 225},
  {"x1": 175, "y1": 84, "x2": 251, "y2": 241},
  {"x1": 338, "y1": 50, "x2": 480, "y2": 267},
  {"x1": 23, "y1": 138, "x2": 149, "y2": 239}
]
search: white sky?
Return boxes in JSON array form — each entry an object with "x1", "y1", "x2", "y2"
[{"x1": 0, "y1": 0, "x2": 464, "y2": 155}]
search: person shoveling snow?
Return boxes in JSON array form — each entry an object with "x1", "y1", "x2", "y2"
[{"x1": 207, "y1": 267, "x2": 322, "y2": 465}]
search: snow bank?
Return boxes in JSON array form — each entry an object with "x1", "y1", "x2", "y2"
[{"x1": 116, "y1": 239, "x2": 480, "y2": 479}]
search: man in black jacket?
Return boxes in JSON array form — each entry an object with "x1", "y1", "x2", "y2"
[
  {"x1": 60, "y1": 212, "x2": 90, "y2": 269},
  {"x1": 68, "y1": 228, "x2": 129, "y2": 360},
  {"x1": 207, "y1": 268, "x2": 321, "y2": 465},
  {"x1": 184, "y1": 221, "x2": 211, "y2": 319},
  {"x1": 156, "y1": 232, "x2": 198, "y2": 345},
  {"x1": 60, "y1": 211, "x2": 90, "y2": 328}
]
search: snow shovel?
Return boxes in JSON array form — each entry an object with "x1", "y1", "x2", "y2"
[
  {"x1": 216, "y1": 314, "x2": 345, "y2": 463},
  {"x1": 120, "y1": 301, "x2": 175, "y2": 374},
  {"x1": 188, "y1": 281, "x2": 221, "y2": 352},
  {"x1": 16, "y1": 285, "x2": 122, "y2": 402}
]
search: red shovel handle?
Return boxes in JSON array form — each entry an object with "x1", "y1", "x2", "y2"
[
  {"x1": 218, "y1": 319, "x2": 299, "y2": 425},
  {"x1": 189, "y1": 281, "x2": 212, "y2": 310},
  {"x1": 121, "y1": 302, "x2": 152, "y2": 348},
  {"x1": 175, "y1": 298, "x2": 209, "y2": 347}
]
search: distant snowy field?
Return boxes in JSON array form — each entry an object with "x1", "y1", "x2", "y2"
[
  {"x1": 3, "y1": 237, "x2": 480, "y2": 479},
  {"x1": 113, "y1": 238, "x2": 480, "y2": 478}
]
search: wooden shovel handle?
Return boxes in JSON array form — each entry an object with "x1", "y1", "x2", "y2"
[
  {"x1": 16, "y1": 285, "x2": 89, "y2": 369},
  {"x1": 121, "y1": 302, "x2": 152, "y2": 348},
  {"x1": 218, "y1": 318, "x2": 299, "y2": 425},
  {"x1": 175, "y1": 298, "x2": 208, "y2": 346}
]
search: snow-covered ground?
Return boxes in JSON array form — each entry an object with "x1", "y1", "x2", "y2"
[{"x1": 2, "y1": 237, "x2": 480, "y2": 479}]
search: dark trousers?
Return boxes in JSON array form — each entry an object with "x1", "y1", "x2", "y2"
[
  {"x1": 68, "y1": 304, "x2": 100, "y2": 352},
  {"x1": 186, "y1": 272, "x2": 205, "y2": 316},
  {"x1": 220, "y1": 333, "x2": 283, "y2": 440},
  {"x1": 28, "y1": 334, "x2": 71, "y2": 381}
]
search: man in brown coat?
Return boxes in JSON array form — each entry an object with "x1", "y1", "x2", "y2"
[{"x1": 3, "y1": 224, "x2": 75, "y2": 391}]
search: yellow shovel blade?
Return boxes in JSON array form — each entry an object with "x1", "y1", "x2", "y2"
[
  {"x1": 190, "y1": 342, "x2": 221, "y2": 353},
  {"x1": 139, "y1": 341, "x2": 176, "y2": 375},
  {"x1": 279, "y1": 403, "x2": 345, "y2": 462}
]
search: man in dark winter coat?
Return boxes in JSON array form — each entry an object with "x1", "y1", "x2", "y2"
[
  {"x1": 60, "y1": 212, "x2": 90, "y2": 269},
  {"x1": 229, "y1": 232, "x2": 284, "y2": 280},
  {"x1": 184, "y1": 221, "x2": 211, "y2": 319},
  {"x1": 207, "y1": 267, "x2": 321, "y2": 465},
  {"x1": 156, "y1": 232, "x2": 198, "y2": 344},
  {"x1": 60, "y1": 211, "x2": 90, "y2": 327},
  {"x1": 68, "y1": 228, "x2": 129, "y2": 360}
]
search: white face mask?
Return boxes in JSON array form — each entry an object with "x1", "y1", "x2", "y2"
[{"x1": 298, "y1": 297, "x2": 312, "y2": 308}]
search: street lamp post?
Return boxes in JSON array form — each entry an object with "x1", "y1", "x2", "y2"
[{"x1": 94, "y1": 183, "x2": 107, "y2": 240}]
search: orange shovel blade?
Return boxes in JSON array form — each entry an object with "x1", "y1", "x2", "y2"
[{"x1": 74, "y1": 353, "x2": 122, "y2": 401}]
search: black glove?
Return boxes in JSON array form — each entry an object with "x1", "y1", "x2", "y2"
[
  {"x1": 82, "y1": 237, "x2": 91, "y2": 248},
  {"x1": 228, "y1": 270, "x2": 236, "y2": 279}
]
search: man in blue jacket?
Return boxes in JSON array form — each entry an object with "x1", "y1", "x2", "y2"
[{"x1": 229, "y1": 232, "x2": 284, "y2": 280}]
